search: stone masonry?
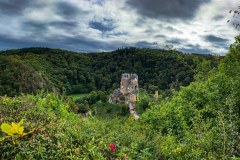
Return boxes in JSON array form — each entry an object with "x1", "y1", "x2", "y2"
[{"x1": 109, "y1": 73, "x2": 139, "y2": 120}]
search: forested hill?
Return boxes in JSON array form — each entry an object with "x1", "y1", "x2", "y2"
[{"x1": 0, "y1": 47, "x2": 221, "y2": 96}]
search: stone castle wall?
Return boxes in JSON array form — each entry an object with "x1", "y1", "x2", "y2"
[{"x1": 109, "y1": 73, "x2": 139, "y2": 120}]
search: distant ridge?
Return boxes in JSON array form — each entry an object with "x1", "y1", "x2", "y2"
[{"x1": 0, "y1": 47, "x2": 221, "y2": 96}]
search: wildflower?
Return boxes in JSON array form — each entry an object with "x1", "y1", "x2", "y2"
[{"x1": 109, "y1": 143, "x2": 115, "y2": 152}]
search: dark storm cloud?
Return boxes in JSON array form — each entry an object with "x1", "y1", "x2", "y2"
[
  {"x1": 126, "y1": 0, "x2": 210, "y2": 20},
  {"x1": 204, "y1": 35, "x2": 228, "y2": 43},
  {"x1": 0, "y1": 0, "x2": 32, "y2": 15}
]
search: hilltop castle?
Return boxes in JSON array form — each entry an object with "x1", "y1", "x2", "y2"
[
  {"x1": 109, "y1": 73, "x2": 139, "y2": 104},
  {"x1": 109, "y1": 73, "x2": 139, "y2": 119}
]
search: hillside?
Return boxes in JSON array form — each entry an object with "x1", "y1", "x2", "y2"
[
  {"x1": 0, "y1": 47, "x2": 220, "y2": 96},
  {"x1": 0, "y1": 37, "x2": 240, "y2": 159}
]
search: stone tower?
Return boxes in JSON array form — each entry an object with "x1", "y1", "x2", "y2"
[
  {"x1": 129, "y1": 74, "x2": 138, "y2": 92},
  {"x1": 120, "y1": 73, "x2": 131, "y2": 95},
  {"x1": 109, "y1": 73, "x2": 139, "y2": 120},
  {"x1": 120, "y1": 73, "x2": 139, "y2": 101}
]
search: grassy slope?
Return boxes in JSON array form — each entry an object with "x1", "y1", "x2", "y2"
[{"x1": 69, "y1": 93, "x2": 90, "y2": 100}]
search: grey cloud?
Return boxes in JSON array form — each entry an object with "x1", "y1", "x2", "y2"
[
  {"x1": 145, "y1": 25, "x2": 183, "y2": 35},
  {"x1": 103, "y1": 32, "x2": 128, "y2": 38},
  {"x1": 166, "y1": 26, "x2": 175, "y2": 32},
  {"x1": 0, "y1": 34, "x2": 51, "y2": 50},
  {"x1": 204, "y1": 35, "x2": 228, "y2": 43},
  {"x1": 22, "y1": 20, "x2": 79, "y2": 37},
  {"x1": 134, "y1": 41, "x2": 157, "y2": 48},
  {"x1": 55, "y1": 2, "x2": 88, "y2": 19},
  {"x1": 50, "y1": 21, "x2": 79, "y2": 29},
  {"x1": 22, "y1": 21, "x2": 48, "y2": 34},
  {"x1": 126, "y1": 0, "x2": 210, "y2": 20},
  {"x1": 90, "y1": 0, "x2": 105, "y2": 5},
  {"x1": 89, "y1": 19, "x2": 115, "y2": 32},
  {"x1": 191, "y1": 31, "x2": 197, "y2": 34},
  {"x1": 181, "y1": 44, "x2": 212, "y2": 54},
  {"x1": 58, "y1": 36, "x2": 105, "y2": 48},
  {"x1": 154, "y1": 35, "x2": 166, "y2": 39},
  {"x1": 145, "y1": 28, "x2": 154, "y2": 34},
  {"x1": 213, "y1": 15, "x2": 225, "y2": 21},
  {"x1": 135, "y1": 18, "x2": 149, "y2": 27},
  {"x1": 0, "y1": 0, "x2": 88, "y2": 18},
  {"x1": 154, "y1": 34, "x2": 167, "y2": 41},
  {"x1": 166, "y1": 26, "x2": 183, "y2": 34},
  {"x1": 166, "y1": 39, "x2": 184, "y2": 45},
  {"x1": 49, "y1": 35, "x2": 131, "y2": 52},
  {"x1": 0, "y1": 0, "x2": 32, "y2": 15},
  {"x1": 0, "y1": 33, "x2": 124, "y2": 52}
]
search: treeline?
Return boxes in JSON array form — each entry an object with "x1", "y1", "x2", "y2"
[{"x1": 0, "y1": 47, "x2": 221, "y2": 96}]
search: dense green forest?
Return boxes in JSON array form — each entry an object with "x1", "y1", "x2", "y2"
[
  {"x1": 1, "y1": 37, "x2": 240, "y2": 159},
  {"x1": 0, "y1": 47, "x2": 220, "y2": 96}
]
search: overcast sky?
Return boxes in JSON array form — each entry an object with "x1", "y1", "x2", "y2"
[{"x1": 0, "y1": 0, "x2": 239, "y2": 55}]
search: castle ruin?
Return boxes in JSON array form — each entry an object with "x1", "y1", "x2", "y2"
[{"x1": 109, "y1": 73, "x2": 139, "y2": 119}]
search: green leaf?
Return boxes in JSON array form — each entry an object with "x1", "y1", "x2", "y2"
[
  {"x1": 0, "y1": 136, "x2": 6, "y2": 142},
  {"x1": 15, "y1": 154, "x2": 23, "y2": 160}
]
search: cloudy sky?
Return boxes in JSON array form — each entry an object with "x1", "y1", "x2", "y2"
[{"x1": 0, "y1": 0, "x2": 239, "y2": 55}]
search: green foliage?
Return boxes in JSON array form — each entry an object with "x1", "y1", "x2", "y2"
[
  {"x1": 136, "y1": 89, "x2": 151, "y2": 114},
  {"x1": 72, "y1": 91, "x2": 109, "y2": 114},
  {"x1": 0, "y1": 93, "x2": 158, "y2": 159},
  {"x1": 138, "y1": 36, "x2": 240, "y2": 159},
  {"x1": 92, "y1": 101, "x2": 129, "y2": 118},
  {"x1": 0, "y1": 47, "x2": 219, "y2": 96}
]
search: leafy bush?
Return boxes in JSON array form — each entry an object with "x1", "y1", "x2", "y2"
[
  {"x1": 0, "y1": 93, "x2": 159, "y2": 159},
  {"x1": 138, "y1": 36, "x2": 240, "y2": 159}
]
